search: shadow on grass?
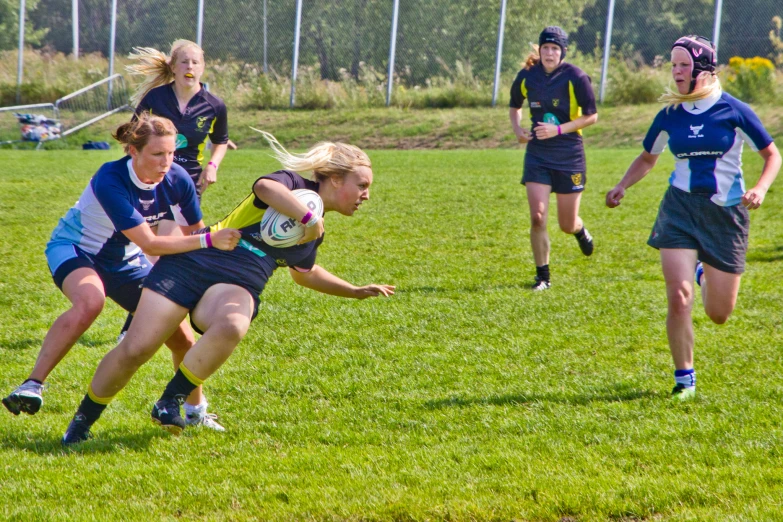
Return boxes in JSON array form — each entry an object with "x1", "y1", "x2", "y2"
[
  {"x1": 746, "y1": 245, "x2": 783, "y2": 263},
  {"x1": 0, "y1": 426, "x2": 172, "y2": 455},
  {"x1": 424, "y1": 383, "x2": 658, "y2": 410}
]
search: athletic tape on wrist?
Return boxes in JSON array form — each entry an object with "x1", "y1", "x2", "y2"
[{"x1": 305, "y1": 214, "x2": 321, "y2": 228}]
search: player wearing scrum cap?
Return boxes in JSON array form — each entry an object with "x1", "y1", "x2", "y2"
[
  {"x1": 606, "y1": 35, "x2": 781, "y2": 400},
  {"x1": 509, "y1": 26, "x2": 599, "y2": 291}
]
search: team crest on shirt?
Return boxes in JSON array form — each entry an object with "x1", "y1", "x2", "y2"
[
  {"x1": 139, "y1": 198, "x2": 154, "y2": 211},
  {"x1": 196, "y1": 116, "x2": 210, "y2": 130},
  {"x1": 571, "y1": 173, "x2": 583, "y2": 186},
  {"x1": 689, "y1": 124, "x2": 704, "y2": 138},
  {"x1": 552, "y1": 99, "x2": 560, "y2": 107},
  {"x1": 275, "y1": 258, "x2": 288, "y2": 267}
]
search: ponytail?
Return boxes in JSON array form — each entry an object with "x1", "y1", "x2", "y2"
[
  {"x1": 250, "y1": 128, "x2": 371, "y2": 182},
  {"x1": 524, "y1": 44, "x2": 540, "y2": 69},
  {"x1": 113, "y1": 113, "x2": 177, "y2": 154},
  {"x1": 127, "y1": 39, "x2": 204, "y2": 107}
]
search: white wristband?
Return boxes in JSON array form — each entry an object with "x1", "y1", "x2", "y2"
[
  {"x1": 305, "y1": 214, "x2": 321, "y2": 228},
  {"x1": 199, "y1": 234, "x2": 208, "y2": 248}
]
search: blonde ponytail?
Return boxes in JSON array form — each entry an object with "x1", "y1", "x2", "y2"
[
  {"x1": 127, "y1": 39, "x2": 204, "y2": 107},
  {"x1": 251, "y1": 128, "x2": 371, "y2": 182}
]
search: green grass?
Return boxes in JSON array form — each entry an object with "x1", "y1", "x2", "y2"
[
  {"x1": 3, "y1": 103, "x2": 782, "y2": 152},
  {"x1": 1, "y1": 149, "x2": 782, "y2": 521}
]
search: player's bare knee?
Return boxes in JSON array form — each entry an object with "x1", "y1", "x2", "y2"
[
  {"x1": 530, "y1": 213, "x2": 547, "y2": 229},
  {"x1": 705, "y1": 305, "x2": 732, "y2": 325},
  {"x1": 667, "y1": 287, "x2": 693, "y2": 315},
  {"x1": 211, "y1": 316, "x2": 249, "y2": 344},
  {"x1": 71, "y1": 297, "x2": 105, "y2": 328},
  {"x1": 121, "y1": 339, "x2": 159, "y2": 367},
  {"x1": 164, "y1": 329, "x2": 195, "y2": 354}
]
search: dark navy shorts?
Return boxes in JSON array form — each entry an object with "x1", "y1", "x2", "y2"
[
  {"x1": 143, "y1": 247, "x2": 276, "y2": 330},
  {"x1": 648, "y1": 186, "x2": 749, "y2": 274},
  {"x1": 522, "y1": 163, "x2": 586, "y2": 194},
  {"x1": 45, "y1": 240, "x2": 151, "y2": 312}
]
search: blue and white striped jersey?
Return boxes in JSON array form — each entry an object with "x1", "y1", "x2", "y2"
[
  {"x1": 49, "y1": 157, "x2": 202, "y2": 262},
  {"x1": 643, "y1": 89, "x2": 773, "y2": 206}
]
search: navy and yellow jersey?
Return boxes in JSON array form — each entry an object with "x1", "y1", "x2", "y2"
[
  {"x1": 136, "y1": 83, "x2": 229, "y2": 181},
  {"x1": 208, "y1": 170, "x2": 324, "y2": 270},
  {"x1": 510, "y1": 62, "x2": 597, "y2": 170}
]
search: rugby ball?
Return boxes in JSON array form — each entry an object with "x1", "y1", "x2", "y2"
[{"x1": 260, "y1": 189, "x2": 323, "y2": 248}]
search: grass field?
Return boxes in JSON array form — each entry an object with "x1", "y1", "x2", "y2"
[{"x1": 1, "y1": 148, "x2": 782, "y2": 521}]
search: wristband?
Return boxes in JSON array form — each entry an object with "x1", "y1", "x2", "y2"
[
  {"x1": 208, "y1": 161, "x2": 218, "y2": 169},
  {"x1": 199, "y1": 234, "x2": 207, "y2": 249},
  {"x1": 205, "y1": 232, "x2": 213, "y2": 248},
  {"x1": 301, "y1": 211, "x2": 313, "y2": 225},
  {"x1": 305, "y1": 214, "x2": 321, "y2": 228},
  {"x1": 557, "y1": 125, "x2": 562, "y2": 136}
]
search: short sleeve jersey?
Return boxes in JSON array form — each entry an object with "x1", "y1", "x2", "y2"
[
  {"x1": 136, "y1": 83, "x2": 229, "y2": 180},
  {"x1": 510, "y1": 62, "x2": 597, "y2": 171},
  {"x1": 207, "y1": 170, "x2": 324, "y2": 271},
  {"x1": 643, "y1": 90, "x2": 773, "y2": 206},
  {"x1": 49, "y1": 157, "x2": 202, "y2": 262}
]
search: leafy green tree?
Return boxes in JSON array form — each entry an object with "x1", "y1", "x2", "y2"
[{"x1": 0, "y1": 0, "x2": 48, "y2": 51}]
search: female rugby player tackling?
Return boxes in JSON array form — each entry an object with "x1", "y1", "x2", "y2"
[
  {"x1": 62, "y1": 133, "x2": 394, "y2": 444},
  {"x1": 2, "y1": 115, "x2": 240, "y2": 426}
]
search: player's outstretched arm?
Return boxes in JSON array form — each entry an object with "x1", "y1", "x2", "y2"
[
  {"x1": 289, "y1": 265, "x2": 395, "y2": 299},
  {"x1": 123, "y1": 222, "x2": 240, "y2": 256},
  {"x1": 606, "y1": 150, "x2": 659, "y2": 208}
]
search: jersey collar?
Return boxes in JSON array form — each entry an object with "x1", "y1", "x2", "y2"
[
  {"x1": 682, "y1": 87, "x2": 721, "y2": 115},
  {"x1": 127, "y1": 158, "x2": 160, "y2": 190}
]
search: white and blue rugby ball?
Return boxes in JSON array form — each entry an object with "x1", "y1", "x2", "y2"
[{"x1": 260, "y1": 189, "x2": 324, "y2": 248}]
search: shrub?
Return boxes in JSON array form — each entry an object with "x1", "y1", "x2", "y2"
[
  {"x1": 721, "y1": 56, "x2": 777, "y2": 103},
  {"x1": 604, "y1": 48, "x2": 667, "y2": 105}
]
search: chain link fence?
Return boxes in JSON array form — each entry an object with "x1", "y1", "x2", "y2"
[{"x1": 4, "y1": 0, "x2": 783, "y2": 107}]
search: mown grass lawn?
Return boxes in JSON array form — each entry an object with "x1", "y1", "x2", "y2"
[{"x1": 0, "y1": 148, "x2": 781, "y2": 521}]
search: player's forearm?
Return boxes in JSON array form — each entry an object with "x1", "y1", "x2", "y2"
[
  {"x1": 254, "y1": 180, "x2": 311, "y2": 222},
  {"x1": 139, "y1": 234, "x2": 205, "y2": 256},
  {"x1": 561, "y1": 113, "x2": 598, "y2": 134},
  {"x1": 755, "y1": 143, "x2": 781, "y2": 192},
  {"x1": 208, "y1": 144, "x2": 228, "y2": 168},
  {"x1": 508, "y1": 107, "x2": 524, "y2": 132},
  {"x1": 291, "y1": 266, "x2": 360, "y2": 298},
  {"x1": 618, "y1": 154, "x2": 656, "y2": 190}
]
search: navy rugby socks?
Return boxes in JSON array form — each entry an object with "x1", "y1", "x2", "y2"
[{"x1": 536, "y1": 264, "x2": 550, "y2": 282}]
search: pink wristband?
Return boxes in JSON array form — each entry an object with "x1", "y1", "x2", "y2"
[
  {"x1": 301, "y1": 211, "x2": 313, "y2": 224},
  {"x1": 205, "y1": 232, "x2": 213, "y2": 248},
  {"x1": 557, "y1": 125, "x2": 562, "y2": 136},
  {"x1": 208, "y1": 161, "x2": 218, "y2": 169}
]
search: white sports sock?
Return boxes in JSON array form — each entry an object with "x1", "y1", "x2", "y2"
[
  {"x1": 674, "y1": 370, "x2": 696, "y2": 388},
  {"x1": 183, "y1": 399, "x2": 208, "y2": 417}
]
